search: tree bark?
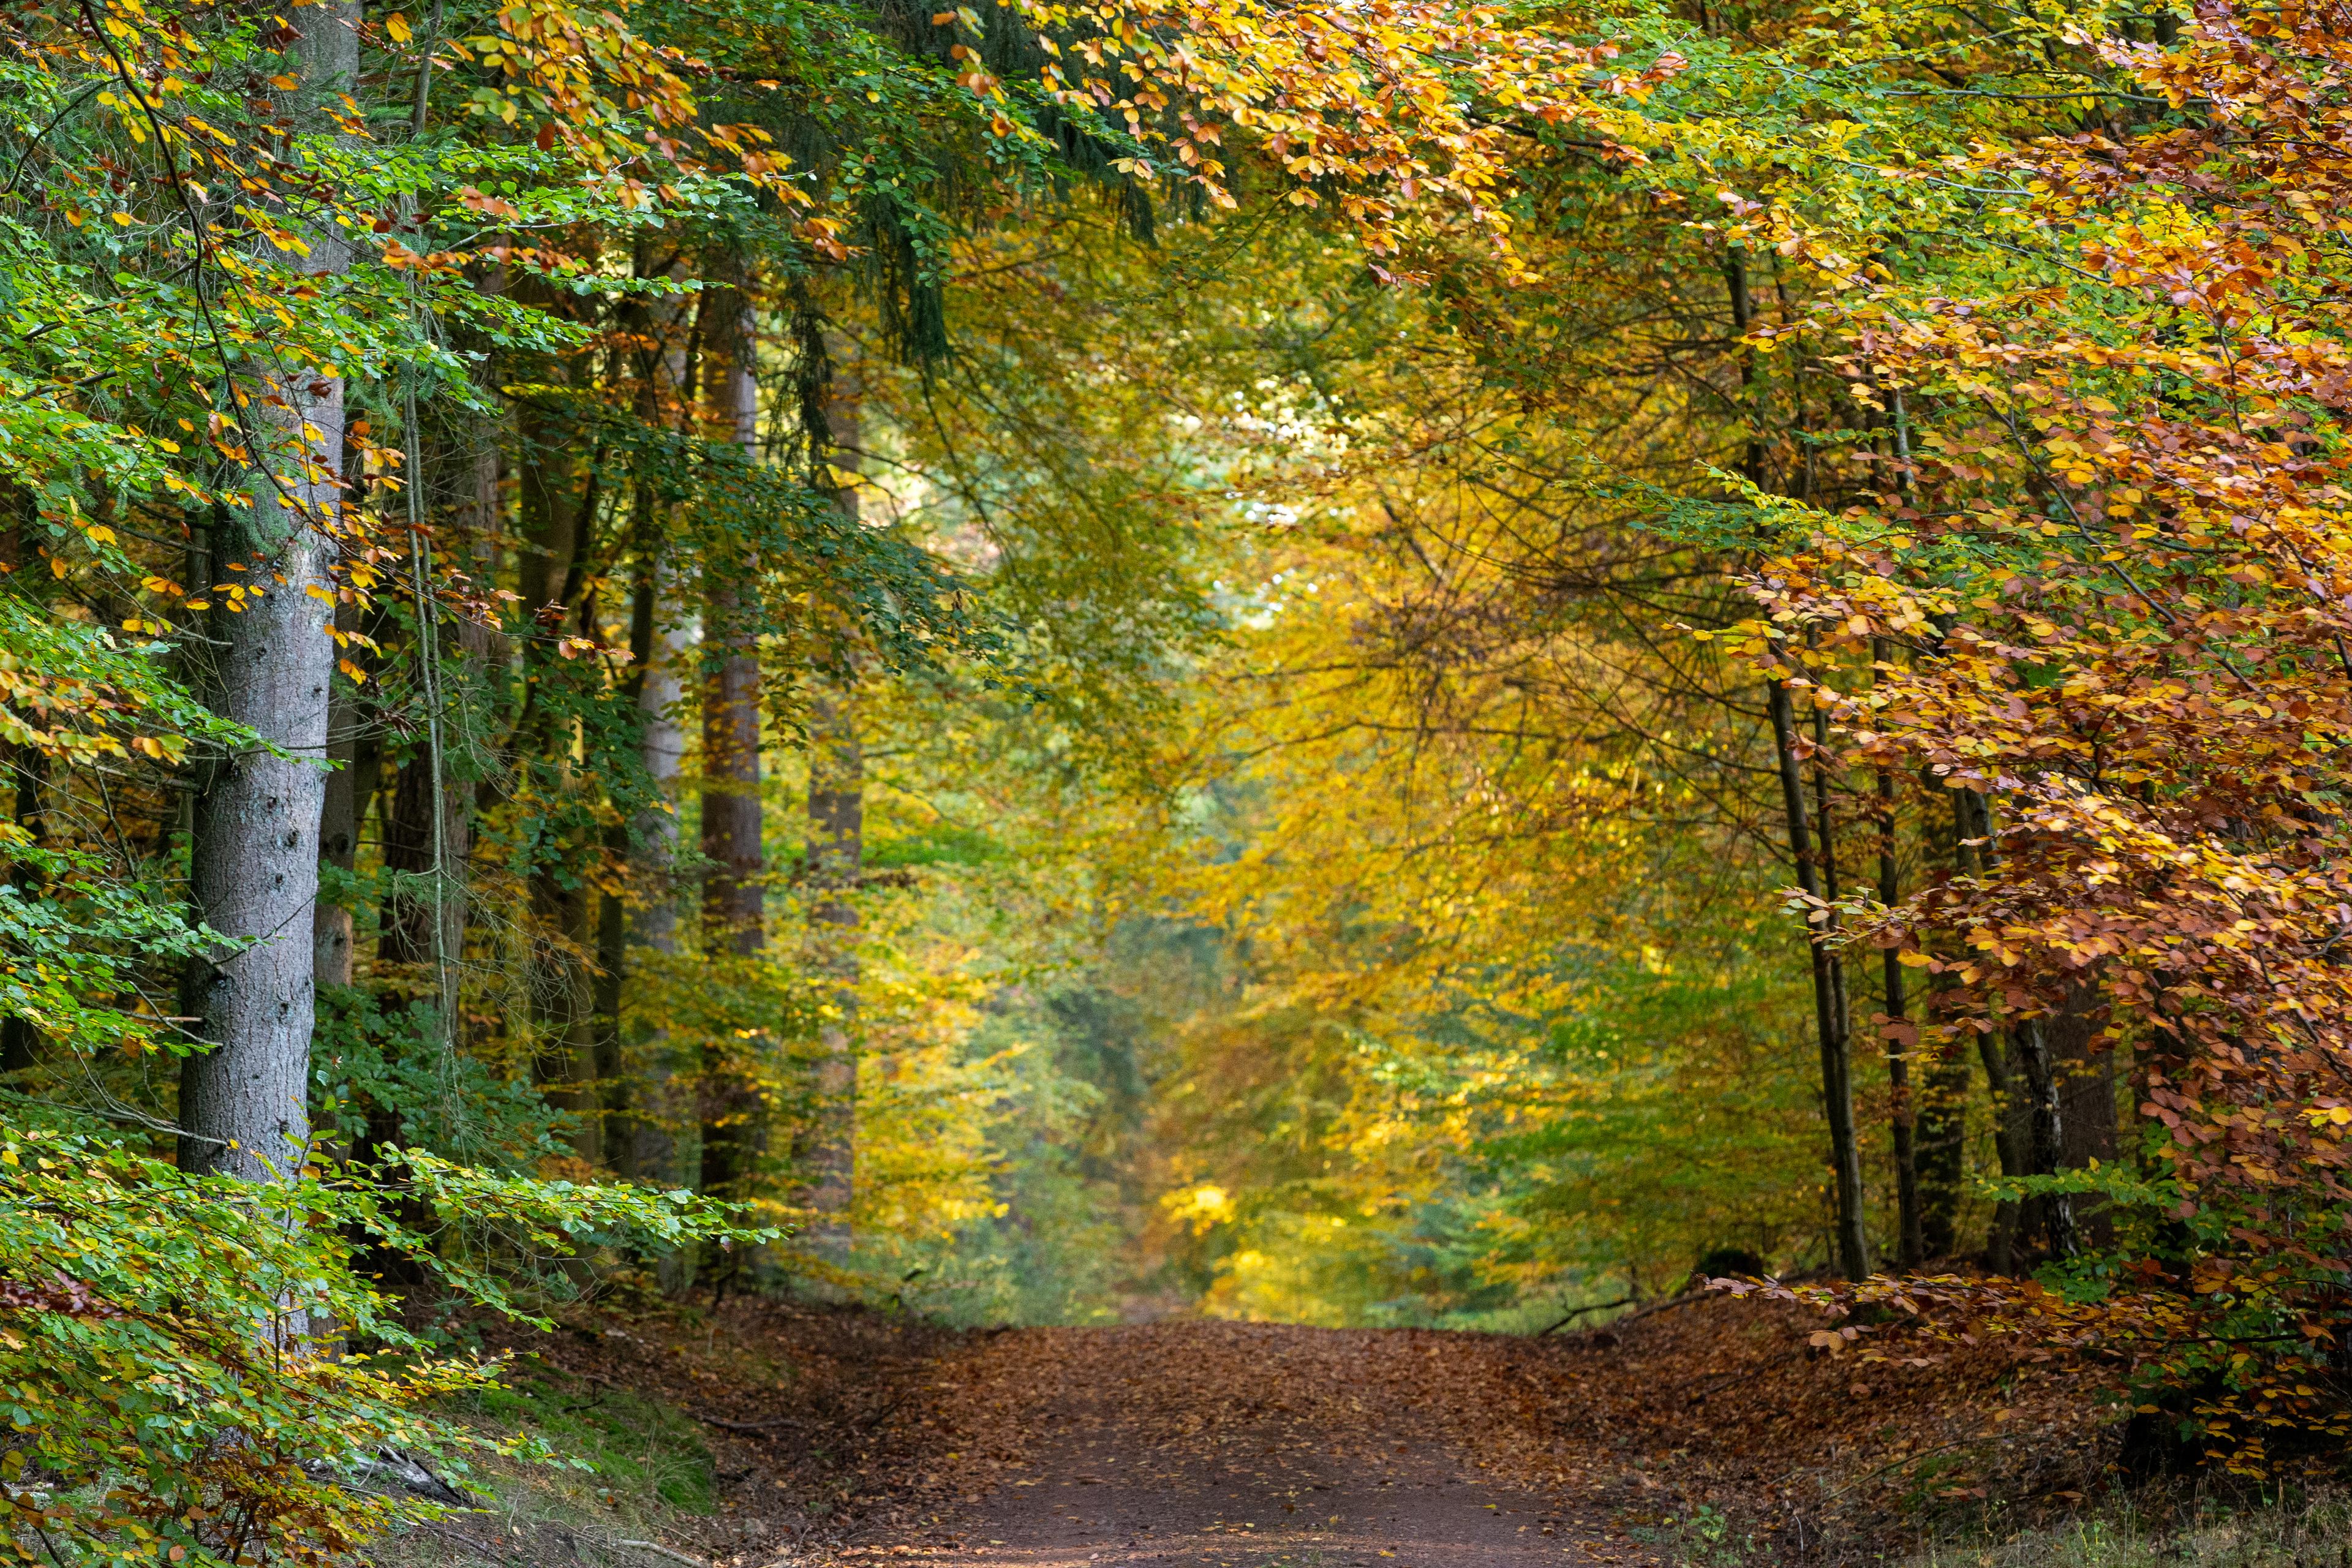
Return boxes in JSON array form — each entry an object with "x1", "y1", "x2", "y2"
[
  {"x1": 2053, "y1": 981, "x2": 2119, "y2": 1246},
  {"x1": 802, "y1": 339, "x2": 864, "y2": 1265},
  {"x1": 2015, "y1": 1019, "x2": 2076, "y2": 1259},
  {"x1": 378, "y1": 747, "x2": 470, "y2": 995},
  {"x1": 314, "y1": 597, "x2": 360, "y2": 990},
  {"x1": 1913, "y1": 778, "x2": 1973, "y2": 1258},
  {"x1": 1877, "y1": 752, "x2": 1924, "y2": 1270},
  {"x1": 1731, "y1": 247, "x2": 1865, "y2": 1278},
  {"x1": 594, "y1": 486, "x2": 677, "y2": 1181},
  {"x1": 1867, "y1": 638, "x2": 1922, "y2": 1268},
  {"x1": 804, "y1": 685, "x2": 861, "y2": 1261},
  {"x1": 597, "y1": 272, "x2": 691, "y2": 1189},
  {"x1": 620, "y1": 555, "x2": 690, "y2": 1194},
  {"x1": 1766, "y1": 674, "x2": 1870, "y2": 1281},
  {"x1": 1952, "y1": 786, "x2": 2028, "y2": 1273},
  {"x1": 178, "y1": 0, "x2": 357, "y2": 1195},
  {"x1": 511, "y1": 382, "x2": 601, "y2": 1165},
  {"x1": 697, "y1": 293, "x2": 764, "y2": 1219},
  {"x1": 1, "y1": 744, "x2": 48, "y2": 1074}
]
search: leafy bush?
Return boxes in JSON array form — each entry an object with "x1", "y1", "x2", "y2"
[{"x1": 0, "y1": 1126, "x2": 745, "y2": 1568}]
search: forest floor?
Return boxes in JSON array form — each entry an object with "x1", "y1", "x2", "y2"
[{"x1": 430, "y1": 1286, "x2": 2156, "y2": 1568}]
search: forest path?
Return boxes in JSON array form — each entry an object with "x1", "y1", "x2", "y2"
[{"x1": 832, "y1": 1322, "x2": 1664, "y2": 1568}]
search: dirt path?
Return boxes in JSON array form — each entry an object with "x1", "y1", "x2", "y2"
[
  {"x1": 538, "y1": 1297, "x2": 2112, "y2": 1568},
  {"x1": 835, "y1": 1324, "x2": 1665, "y2": 1568}
]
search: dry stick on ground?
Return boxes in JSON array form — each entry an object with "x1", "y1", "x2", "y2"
[
  {"x1": 1553, "y1": 1288, "x2": 1717, "y2": 1344},
  {"x1": 1539, "y1": 1297, "x2": 1634, "y2": 1335},
  {"x1": 691, "y1": 1411, "x2": 805, "y2": 1435}
]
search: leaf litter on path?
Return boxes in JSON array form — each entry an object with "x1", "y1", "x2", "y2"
[
  {"x1": 528, "y1": 1292, "x2": 2112, "y2": 1568},
  {"x1": 873, "y1": 1321, "x2": 1664, "y2": 1568}
]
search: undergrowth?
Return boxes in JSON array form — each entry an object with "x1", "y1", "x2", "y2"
[
  {"x1": 1904, "y1": 1490, "x2": 2352, "y2": 1568},
  {"x1": 361, "y1": 1365, "x2": 717, "y2": 1568},
  {"x1": 1643, "y1": 1489, "x2": 2352, "y2": 1567}
]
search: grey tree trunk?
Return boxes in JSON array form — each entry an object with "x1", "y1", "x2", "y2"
[
  {"x1": 803, "y1": 345, "x2": 862, "y2": 1264},
  {"x1": 598, "y1": 285, "x2": 690, "y2": 1188},
  {"x1": 697, "y1": 296, "x2": 764, "y2": 1221},
  {"x1": 179, "y1": 0, "x2": 358, "y2": 1189},
  {"x1": 625, "y1": 562, "x2": 690, "y2": 1191},
  {"x1": 804, "y1": 686, "x2": 861, "y2": 1260},
  {"x1": 1729, "y1": 251, "x2": 1863, "y2": 1276},
  {"x1": 1970, "y1": 753, "x2": 2069, "y2": 1266}
]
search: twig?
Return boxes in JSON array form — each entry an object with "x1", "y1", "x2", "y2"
[
  {"x1": 1555, "y1": 1289, "x2": 1715, "y2": 1344},
  {"x1": 690, "y1": 1411, "x2": 804, "y2": 1435},
  {"x1": 1539, "y1": 1297, "x2": 1634, "y2": 1335}
]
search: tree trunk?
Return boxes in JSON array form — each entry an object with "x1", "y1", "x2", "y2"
[
  {"x1": 1913, "y1": 778, "x2": 1972, "y2": 1259},
  {"x1": 2015, "y1": 1019, "x2": 2076, "y2": 1259},
  {"x1": 529, "y1": 874, "x2": 600, "y2": 1166},
  {"x1": 1, "y1": 744, "x2": 48, "y2": 1075},
  {"x1": 698, "y1": 294, "x2": 764, "y2": 1226},
  {"x1": 597, "y1": 277, "x2": 690, "y2": 1189},
  {"x1": 594, "y1": 494, "x2": 682, "y2": 1183},
  {"x1": 1953, "y1": 786, "x2": 2027, "y2": 1272},
  {"x1": 178, "y1": 0, "x2": 357, "y2": 1197},
  {"x1": 379, "y1": 748, "x2": 470, "y2": 998},
  {"x1": 623, "y1": 556, "x2": 691, "y2": 1197},
  {"x1": 314, "y1": 599, "x2": 360, "y2": 990},
  {"x1": 1766, "y1": 674, "x2": 1870, "y2": 1281},
  {"x1": 2, "y1": 513, "x2": 47, "y2": 1076},
  {"x1": 802, "y1": 341, "x2": 864, "y2": 1265},
  {"x1": 513, "y1": 388, "x2": 600, "y2": 1164},
  {"x1": 2053, "y1": 981, "x2": 2119, "y2": 1246},
  {"x1": 1876, "y1": 752, "x2": 1923, "y2": 1270},
  {"x1": 804, "y1": 686, "x2": 861, "y2": 1261}
]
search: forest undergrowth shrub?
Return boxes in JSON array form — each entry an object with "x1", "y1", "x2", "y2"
[
  {"x1": 0, "y1": 1122, "x2": 747, "y2": 1568},
  {"x1": 1905, "y1": 1486, "x2": 2352, "y2": 1568}
]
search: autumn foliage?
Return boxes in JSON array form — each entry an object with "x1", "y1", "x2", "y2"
[
  {"x1": 1738, "y1": 0, "x2": 2352, "y2": 1466},
  {"x1": 18, "y1": 0, "x2": 2352, "y2": 1556}
]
